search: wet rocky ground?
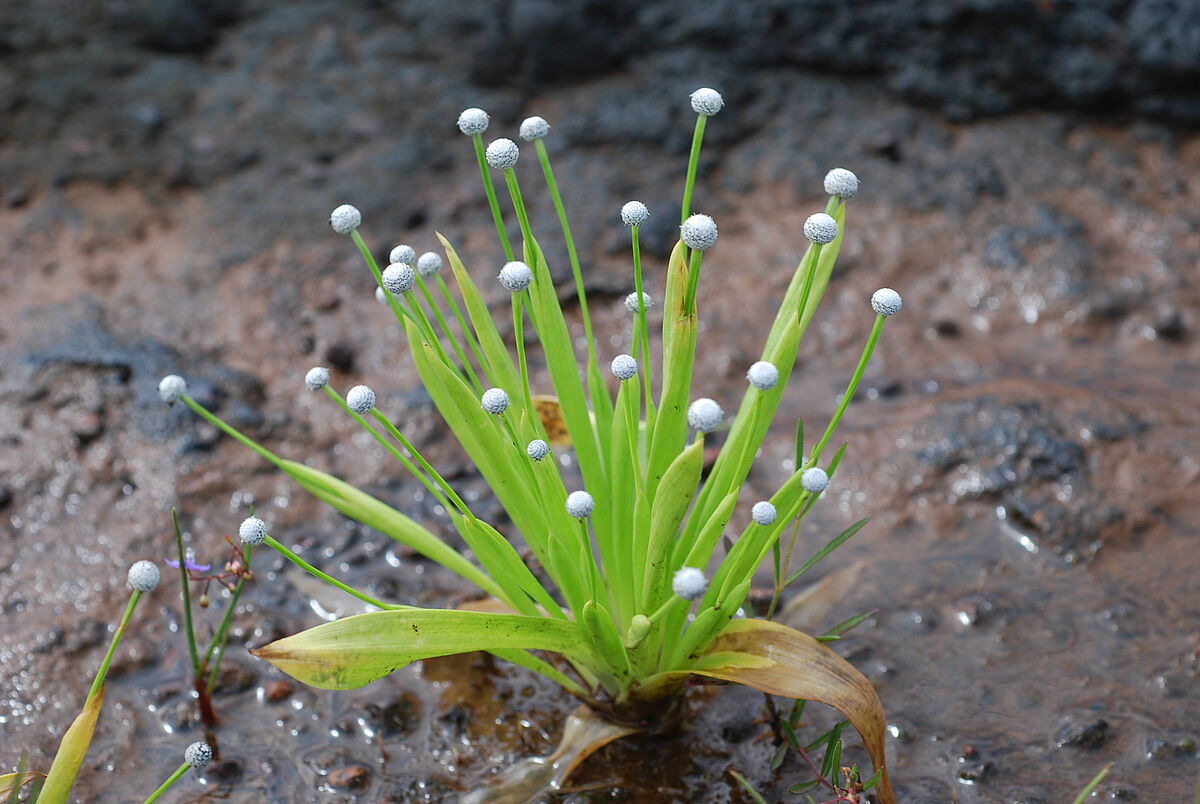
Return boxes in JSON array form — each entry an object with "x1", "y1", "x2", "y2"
[{"x1": 2, "y1": 1, "x2": 1199, "y2": 801}]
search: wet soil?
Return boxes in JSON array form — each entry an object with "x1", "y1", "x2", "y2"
[{"x1": 2, "y1": 2, "x2": 1200, "y2": 802}]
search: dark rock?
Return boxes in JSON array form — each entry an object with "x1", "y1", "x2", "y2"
[
  {"x1": 324, "y1": 341, "x2": 356, "y2": 373},
  {"x1": 265, "y1": 679, "x2": 294, "y2": 702},
  {"x1": 1145, "y1": 735, "x2": 1197, "y2": 760},
  {"x1": 364, "y1": 693, "x2": 422, "y2": 739},
  {"x1": 1056, "y1": 717, "x2": 1109, "y2": 749}
]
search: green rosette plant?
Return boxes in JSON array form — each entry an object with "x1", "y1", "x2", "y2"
[{"x1": 161, "y1": 86, "x2": 901, "y2": 802}]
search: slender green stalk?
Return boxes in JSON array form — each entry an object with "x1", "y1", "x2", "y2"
[
  {"x1": 322, "y1": 386, "x2": 459, "y2": 516},
  {"x1": 503, "y1": 169, "x2": 534, "y2": 249},
  {"x1": 680, "y1": 114, "x2": 708, "y2": 226},
  {"x1": 630, "y1": 225, "x2": 655, "y2": 440},
  {"x1": 512, "y1": 293, "x2": 536, "y2": 428},
  {"x1": 141, "y1": 763, "x2": 189, "y2": 804},
  {"x1": 171, "y1": 509, "x2": 200, "y2": 675},
  {"x1": 181, "y1": 395, "x2": 277, "y2": 467},
  {"x1": 766, "y1": 518, "x2": 803, "y2": 619},
  {"x1": 434, "y1": 274, "x2": 489, "y2": 375},
  {"x1": 683, "y1": 248, "x2": 704, "y2": 315},
  {"x1": 368, "y1": 408, "x2": 471, "y2": 517},
  {"x1": 265, "y1": 535, "x2": 403, "y2": 611},
  {"x1": 533, "y1": 139, "x2": 601, "y2": 392},
  {"x1": 201, "y1": 546, "x2": 252, "y2": 694},
  {"x1": 417, "y1": 277, "x2": 482, "y2": 393},
  {"x1": 809, "y1": 314, "x2": 888, "y2": 462},
  {"x1": 1071, "y1": 766, "x2": 1110, "y2": 804},
  {"x1": 474, "y1": 134, "x2": 515, "y2": 261},
  {"x1": 87, "y1": 591, "x2": 140, "y2": 703},
  {"x1": 349, "y1": 230, "x2": 414, "y2": 330}
]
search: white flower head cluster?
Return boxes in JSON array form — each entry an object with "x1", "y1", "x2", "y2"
[
  {"x1": 871, "y1": 287, "x2": 903, "y2": 317},
  {"x1": 390, "y1": 244, "x2": 416, "y2": 266},
  {"x1": 823, "y1": 168, "x2": 859, "y2": 199},
  {"x1": 127, "y1": 560, "x2": 160, "y2": 592},
  {"x1": 184, "y1": 741, "x2": 213, "y2": 770},
  {"x1": 672, "y1": 566, "x2": 708, "y2": 600},
  {"x1": 801, "y1": 467, "x2": 829, "y2": 494},
  {"x1": 519, "y1": 116, "x2": 550, "y2": 141},
  {"x1": 304, "y1": 366, "x2": 330, "y2": 391},
  {"x1": 527, "y1": 439, "x2": 550, "y2": 462},
  {"x1": 690, "y1": 87, "x2": 724, "y2": 117},
  {"x1": 498, "y1": 261, "x2": 533, "y2": 292},
  {"x1": 751, "y1": 500, "x2": 777, "y2": 526},
  {"x1": 347, "y1": 385, "x2": 376, "y2": 414},
  {"x1": 681, "y1": 213, "x2": 718, "y2": 251},
  {"x1": 417, "y1": 251, "x2": 442, "y2": 277},
  {"x1": 565, "y1": 490, "x2": 595, "y2": 519},
  {"x1": 803, "y1": 213, "x2": 838, "y2": 245},
  {"x1": 485, "y1": 138, "x2": 519, "y2": 170},
  {"x1": 329, "y1": 204, "x2": 361, "y2": 235},
  {"x1": 746, "y1": 361, "x2": 778, "y2": 391},
  {"x1": 610, "y1": 354, "x2": 637, "y2": 381},
  {"x1": 457, "y1": 107, "x2": 489, "y2": 136},
  {"x1": 158, "y1": 374, "x2": 187, "y2": 404},
  {"x1": 687, "y1": 398, "x2": 723, "y2": 432},
  {"x1": 624, "y1": 291, "x2": 653, "y2": 313},
  {"x1": 382, "y1": 263, "x2": 416, "y2": 295},
  {"x1": 480, "y1": 387, "x2": 509, "y2": 415},
  {"x1": 239, "y1": 516, "x2": 268, "y2": 546},
  {"x1": 621, "y1": 200, "x2": 649, "y2": 227}
]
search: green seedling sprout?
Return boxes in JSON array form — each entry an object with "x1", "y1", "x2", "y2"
[{"x1": 162, "y1": 86, "x2": 902, "y2": 802}]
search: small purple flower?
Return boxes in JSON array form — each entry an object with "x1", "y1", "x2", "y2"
[{"x1": 165, "y1": 550, "x2": 212, "y2": 573}]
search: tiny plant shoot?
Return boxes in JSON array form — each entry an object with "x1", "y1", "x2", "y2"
[{"x1": 162, "y1": 86, "x2": 901, "y2": 801}]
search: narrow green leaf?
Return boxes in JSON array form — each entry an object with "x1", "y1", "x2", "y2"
[
  {"x1": 582, "y1": 600, "x2": 631, "y2": 683},
  {"x1": 253, "y1": 609, "x2": 596, "y2": 690},
  {"x1": 1072, "y1": 766, "x2": 1110, "y2": 804},
  {"x1": 38, "y1": 688, "x2": 104, "y2": 804},
  {"x1": 785, "y1": 518, "x2": 869, "y2": 586},
  {"x1": 728, "y1": 771, "x2": 769, "y2": 804},
  {"x1": 795, "y1": 419, "x2": 805, "y2": 467},
  {"x1": 643, "y1": 437, "x2": 704, "y2": 610}
]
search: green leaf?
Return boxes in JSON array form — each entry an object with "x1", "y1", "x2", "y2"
[
  {"x1": 253, "y1": 609, "x2": 596, "y2": 690},
  {"x1": 785, "y1": 519, "x2": 869, "y2": 586},
  {"x1": 0, "y1": 770, "x2": 40, "y2": 802},
  {"x1": 280, "y1": 459, "x2": 506, "y2": 602},
  {"x1": 643, "y1": 437, "x2": 704, "y2": 610},
  {"x1": 728, "y1": 771, "x2": 769, "y2": 804},
  {"x1": 37, "y1": 688, "x2": 104, "y2": 804},
  {"x1": 437, "y1": 233, "x2": 522, "y2": 394}
]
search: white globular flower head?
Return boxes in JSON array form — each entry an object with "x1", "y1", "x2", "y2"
[
  {"x1": 457, "y1": 107, "x2": 489, "y2": 136},
  {"x1": 238, "y1": 516, "x2": 269, "y2": 546},
  {"x1": 621, "y1": 200, "x2": 649, "y2": 227},
  {"x1": 158, "y1": 374, "x2": 187, "y2": 404},
  {"x1": 690, "y1": 87, "x2": 724, "y2": 117},
  {"x1": 480, "y1": 387, "x2": 509, "y2": 415},
  {"x1": 746, "y1": 361, "x2": 779, "y2": 391},
  {"x1": 824, "y1": 168, "x2": 860, "y2": 199},
  {"x1": 126, "y1": 560, "x2": 160, "y2": 592},
  {"x1": 804, "y1": 213, "x2": 838, "y2": 245},
  {"x1": 565, "y1": 490, "x2": 595, "y2": 519},
  {"x1": 751, "y1": 501, "x2": 777, "y2": 526},
  {"x1": 801, "y1": 467, "x2": 830, "y2": 494},
  {"x1": 347, "y1": 385, "x2": 376, "y2": 415},
  {"x1": 672, "y1": 567, "x2": 708, "y2": 600},
  {"x1": 416, "y1": 251, "x2": 442, "y2": 277},
  {"x1": 382, "y1": 263, "x2": 416, "y2": 295},
  {"x1": 329, "y1": 204, "x2": 361, "y2": 235},
  {"x1": 519, "y1": 116, "x2": 550, "y2": 141},
  {"x1": 680, "y1": 213, "x2": 718, "y2": 251},
  {"x1": 304, "y1": 366, "x2": 330, "y2": 391},
  {"x1": 389, "y1": 244, "x2": 416, "y2": 266},
  {"x1": 687, "y1": 397, "x2": 723, "y2": 432},
  {"x1": 624, "y1": 291, "x2": 653, "y2": 313},
  {"x1": 527, "y1": 439, "x2": 550, "y2": 462},
  {"x1": 375, "y1": 286, "x2": 389, "y2": 305},
  {"x1": 485, "y1": 138, "x2": 520, "y2": 170},
  {"x1": 498, "y1": 261, "x2": 533, "y2": 292},
  {"x1": 871, "y1": 287, "x2": 903, "y2": 317},
  {"x1": 184, "y1": 741, "x2": 213, "y2": 770},
  {"x1": 610, "y1": 354, "x2": 637, "y2": 381}
]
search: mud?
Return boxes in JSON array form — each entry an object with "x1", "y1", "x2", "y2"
[{"x1": 2, "y1": 1, "x2": 1200, "y2": 802}]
